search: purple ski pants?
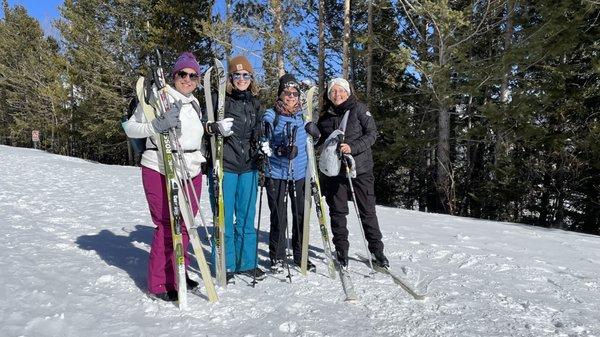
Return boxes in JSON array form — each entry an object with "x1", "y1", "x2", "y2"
[{"x1": 141, "y1": 166, "x2": 202, "y2": 294}]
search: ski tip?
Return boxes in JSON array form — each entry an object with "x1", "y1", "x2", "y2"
[
  {"x1": 344, "y1": 296, "x2": 358, "y2": 303},
  {"x1": 411, "y1": 294, "x2": 427, "y2": 301}
]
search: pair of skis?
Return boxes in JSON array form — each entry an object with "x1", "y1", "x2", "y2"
[
  {"x1": 299, "y1": 87, "x2": 357, "y2": 301},
  {"x1": 203, "y1": 59, "x2": 228, "y2": 288},
  {"x1": 300, "y1": 87, "x2": 336, "y2": 279},
  {"x1": 299, "y1": 93, "x2": 426, "y2": 301},
  {"x1": 142, "y1": 51, "x2": 218, "y2": 309}
]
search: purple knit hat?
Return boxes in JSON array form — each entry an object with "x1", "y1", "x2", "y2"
[{"x1": 171, "y1": 52, "x2": 201, "y2": 78}]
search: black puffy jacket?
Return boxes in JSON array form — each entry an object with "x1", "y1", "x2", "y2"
[
  {"x1": 205, "y1": 89, "x2": 263, "y2": 173},
  {"x1": 317, "y1": 95, "x2": 377, "y2": 176}
]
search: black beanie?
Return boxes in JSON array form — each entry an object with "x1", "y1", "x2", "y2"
[{"x1": 277, "y1": 73, "x2": 300, "y2": 96}]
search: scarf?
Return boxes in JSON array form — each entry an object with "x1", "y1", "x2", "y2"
[{"x1": 275, "y1": 98, "x2": 301, "y2": 116}]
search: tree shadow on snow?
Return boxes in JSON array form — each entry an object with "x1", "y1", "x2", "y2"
[{"x1": 75, "y1": 225, "x2": 153, "y2": 292}]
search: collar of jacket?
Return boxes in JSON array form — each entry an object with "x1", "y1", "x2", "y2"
[
  {"x1": 332, "y1": 94, "x2": 357, "y2": 115},
  {"x1": 166, "y1": 85, "x2": 199, "y2": 105},
  {"x1": 228, "y1": 89, "x2": 254, "y2": 101}
]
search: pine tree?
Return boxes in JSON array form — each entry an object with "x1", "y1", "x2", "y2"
[{"x1": 0, "y1": 1, "x2": 69, "y2": 150}]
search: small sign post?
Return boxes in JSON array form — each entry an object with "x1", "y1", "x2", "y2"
[{"x1": 32, "y1": 130, "x2": 40, "y2": 149}]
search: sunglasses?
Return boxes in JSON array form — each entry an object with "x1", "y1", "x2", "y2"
[
  {"x1": 177, "y1": 70, "x2": 199, "y2": 80},
  {"x1": 282, "y1": 90, "x2": 300, "y2": 97},
  {"x1": 231, "y1": 72, "x2": 253, "y2": 81}
]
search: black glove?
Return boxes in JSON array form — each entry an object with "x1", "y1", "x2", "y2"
[
  {"x1": 304, "y1": 121, "x2": 321, "y2": 139},
  {"x1": 276, "y1": 145, "x2": 298, "y2": 159},
  {"x1": 152, "y1": 101, "x2": 181, "y2": 134}
]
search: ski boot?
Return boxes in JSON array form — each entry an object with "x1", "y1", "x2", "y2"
[{"x1": 372, "y1": 251, "x2": 389, "y2": 268}]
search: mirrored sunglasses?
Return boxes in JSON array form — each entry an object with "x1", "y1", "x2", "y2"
[{"x1": 231, "y1": 72, "x2": 253, "y2": 81}]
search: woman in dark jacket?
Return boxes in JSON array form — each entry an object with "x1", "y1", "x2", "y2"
[
  {"x1": 204, "y1": 55, "x2": 266, "y2": 281},
  {"x1": 317, "y1": 78, "x2": 388, "y2": 269}
]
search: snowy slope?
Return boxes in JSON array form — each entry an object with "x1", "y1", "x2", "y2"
[{"x1": 1, "y1": 144, "x2": 599, "y2": 337}]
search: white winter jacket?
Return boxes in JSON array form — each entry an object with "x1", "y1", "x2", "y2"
[{"x1": 123, "y1": 85, "x2": 206, "y2": 177}]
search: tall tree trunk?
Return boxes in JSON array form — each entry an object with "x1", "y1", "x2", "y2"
[
  {"x1": 366, "y1": 0, "x2": 373, "y2": 105},
  {"x1": 318, "y1": 0, "x2": 326, "y2": 112},
  {"x1": 500, "y1": 0, "x2": 515, "y2": 103},
  {"x1": 436, "y1": 33, "x2": 451, "y2": 213},
  {"x1": 69, "y1": 83, "x2": 75, "y2": 157},
  {"x1": 554, "y1": 175, "x2": 565, "y2": 229},
  {"x1": 539, "y1": 172, "x2": 552, "y2": 227},
  {"x1": 50, "y1": 101, "x2": 56, "y2": 153},
  {"x1": 225, "y1": 0, "x2": 233, "y2": 59},
  {"x1": 437, "y1": 101, "x2": 451, "y2": 213},
  {"x1": 272, "y1": 0, "x2": 285, "y2": 77},
  {"x1": 342, "y1": 0, "x2": 351, "y2": 79}
]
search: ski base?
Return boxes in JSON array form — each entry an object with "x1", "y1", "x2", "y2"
[
  {"x1": 338, "y1": 264, "x2": 358, "y2": 302},
  {"x1": 356, "y1": 254, "x2": 427, "y2": 300}
]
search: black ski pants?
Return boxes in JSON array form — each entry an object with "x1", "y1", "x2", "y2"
[
  {"x1": 266, "y1": 177, "x2": 305, "y2": 263},
  {"x1": 321, "y1": 171, "x2": 384, "y2": 260}
]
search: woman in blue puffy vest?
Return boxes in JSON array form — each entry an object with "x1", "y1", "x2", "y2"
[{"x1": 262, "y1": 74, "x2": 320, "y2": 273}]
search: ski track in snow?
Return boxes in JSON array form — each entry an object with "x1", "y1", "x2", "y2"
[{"x1": 1, "y1": 145, "x2": 599, "y2": 337}]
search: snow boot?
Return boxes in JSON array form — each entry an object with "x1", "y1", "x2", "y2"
[
  {"x1": 336, "y1": 250, "x2": 348, "y2": 269},
  {"x1": 153, "y1": 290, "x2": 178, "y2": 302},
  {"x1": 372, "y1": 251, "x2": 389, "y2": 268},
  {"x1": 238, "y1": 267, "x2": 267, "y2": 281},
  {"x1": 270, "y1": 259, "x2": 284, "y2": 274},
  {"x1": 226, "y1": 272, "x2": 236, "y2": 285},
  {"x1": 186, "y1": 276, "x2": 199, "y2": 290},
  {"x1": 294, "y1": 259, "x2": 316, "y2": 272}
]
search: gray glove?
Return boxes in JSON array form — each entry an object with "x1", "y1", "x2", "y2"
[{"x1": 152, "y1": 101, "x2": 182, "y2": 134}]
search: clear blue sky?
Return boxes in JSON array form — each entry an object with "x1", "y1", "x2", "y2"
[{"x1": 0, "y1": 0, "x2": 61, "y2": 36}]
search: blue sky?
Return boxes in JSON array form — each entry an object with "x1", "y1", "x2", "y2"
[
  {"x1": 0, "y1": 0, "x2": 61, "y2": 36},
  {"x1": 0, "y1": 1, "x2": 324, "y2": 81},
  {"x1": 0, "y1": 1, "x2": 269, "y2": 75}
]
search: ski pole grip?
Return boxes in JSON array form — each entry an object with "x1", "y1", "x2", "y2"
[
  {"x1": 264, "y1": 122, "x2": 272, "y2": 140},
  {"x1": 285, "y1": 122, "x2": 292, "y2": 145}
]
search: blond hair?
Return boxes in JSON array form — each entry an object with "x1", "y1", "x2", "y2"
[{"x1": 226, "y1": 78, "x2": 260, "y2": 96}]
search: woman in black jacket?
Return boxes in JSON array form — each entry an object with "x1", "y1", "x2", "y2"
[
  {"x1": 317, "y1": 78, "x2": 388, "y2": 269},
  {"x1": 204, "y1": 55, "x2": 267, "y2": 281}
]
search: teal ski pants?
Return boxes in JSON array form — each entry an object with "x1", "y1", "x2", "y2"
[{"x1": 210, "y1": 170, "x2": 258, "y2": 273}]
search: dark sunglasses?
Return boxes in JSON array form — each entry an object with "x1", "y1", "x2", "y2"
[
  {"x1": 282, "y1": 90, "x2": 300, "y2": 97},
  {"x1": 231, "y1": 72, "x2": 253, "y2": 81},
  {"x1": 177, "y1": 70, "x2": 200, "y2": 80}
]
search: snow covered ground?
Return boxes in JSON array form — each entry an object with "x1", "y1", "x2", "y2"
[{"x1": 1, "y1": 144, "x2": 599, "y2": 337}]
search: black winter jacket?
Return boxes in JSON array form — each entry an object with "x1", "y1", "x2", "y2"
[
  {"x1": 317, "y1": 95, "x2": 377, "y2": 176},
  {"x1": 205, "y1": 89, "x2": 263, "y2": 173}
]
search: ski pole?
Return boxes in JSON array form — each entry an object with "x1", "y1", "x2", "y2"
[
  {"x1": 282, "y1": 122, "x2": 296, "y2": 283},
  {"x1": 170, "y1": 136, "x2": 212, "y2": 247},
  {"x1": 287, "y1": 125, "x2": 303, "y2": 268},
  {"x1": 252, "y1": 122, "x2": 272, "y2": 286},
  {"x1": 344, "y1": 154, "x2": 374, "y2": 275}
]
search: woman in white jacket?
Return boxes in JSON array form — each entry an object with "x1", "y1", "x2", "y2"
[{"x1": 123, "y1": 52, "x2": 226, "y2": 302}]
